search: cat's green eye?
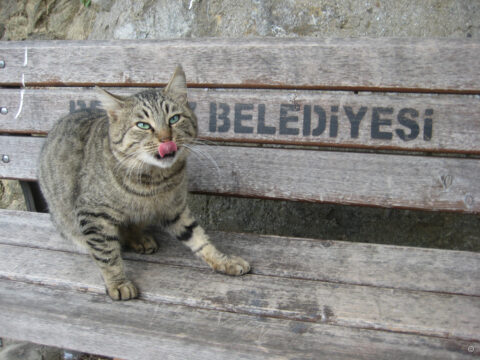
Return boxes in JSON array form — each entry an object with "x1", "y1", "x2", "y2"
[
  {"x1": 136, "y1": 122, "x2": 152, "y2": 130},
  {"x1": 169, "y1": 115, "x2": 180, "y2": 125}
]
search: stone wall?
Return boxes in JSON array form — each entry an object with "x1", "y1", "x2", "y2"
[
  {"x1": 1, "y1": 0, "x2": 478, "y2": 40},
  {"x1": 1, "y1": 0, "x2": 479, "y2": 251}
]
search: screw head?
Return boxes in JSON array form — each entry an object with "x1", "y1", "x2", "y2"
[
  {"x1": 2, "y1": 155, "x2": 10, "y2": 163},
  {"x1": 0, "y1": 107, "x2": 7, "y2": 115},
  {"x1": 0, "y1": 60, "x2": 4, "y2": 68}
]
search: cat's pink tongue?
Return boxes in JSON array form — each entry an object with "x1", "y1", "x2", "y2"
[{"x1": 158, "y1": 141, "x2": 177, "y2": 158}]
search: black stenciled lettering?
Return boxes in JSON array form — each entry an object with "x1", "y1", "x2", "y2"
[
  {"x1": 209, "y1": 103, "x2": 230, "y2": 133},
  {"x1": 234, "y1": 103, "x2": 254, "y2": 134},
  {"x1": 330, "y1": 106, "x2": 338, "y2": 138},
  {"x1": 344, "y1": 106, "x2": 367, "y2": 138},
  {"x1": 209, "y1": 103, "x2": 217, "y2": 132},
  {"x1": 372, "y1": 107, "x2": 393, "y2": 140},
  {"x1": 303, "y1": 105, "x2": 311, "y2": 136},
  {"x1": 69, "y1": 100, "x2": 84, "y2": 113},
  {"x1": 217, "y1": 103, "x2": 231, "y2": 132},
  {"x1": 77, "y1": 100, "x2": 87, "y2": 110},
  {"x1": 279, "y1": 104, "x2": 300, "y2": 135},
  {"x1": 312, "y1": 106, "x2": 326, "y2": 136},
  {"x1": 423, "y1": 109, "x2": 433, "y2": 141},
  {"x1": 395, "y1": 108, "x2": 420, "y2": 141},
  {"x1": 90, "y1": 100, "x2": 101, "y2": 110},
  {"x1": 257, "y1": 104, "x2": 276, "y2": 135},
  {"x1": 69, "y1": 100, "x2": 92, "y2": 114}
]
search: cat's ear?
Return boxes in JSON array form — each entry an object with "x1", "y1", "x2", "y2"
[
  {"x1": 164, "y1": 65, "x2": 187, "y2": 104},
  {"x1": 95, "y1": 86, "x2": 125, "y2": 122}
]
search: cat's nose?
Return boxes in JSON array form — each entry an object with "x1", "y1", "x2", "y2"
[{"x1": 157, "y1": 129, "x2": 172, "y2": 143}]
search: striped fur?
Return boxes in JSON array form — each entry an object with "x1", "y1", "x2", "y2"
[{"x1": 38, "y1": 66, "x2": 250, "y2": 300}]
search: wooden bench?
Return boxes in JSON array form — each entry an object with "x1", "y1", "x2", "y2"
[{"x1": 0, "y1": 38, "x2": 479, "y2": 359}]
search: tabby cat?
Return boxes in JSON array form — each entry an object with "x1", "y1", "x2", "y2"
[{"x1": 38, "y1": 66, "x2": 250, "y2": 300}]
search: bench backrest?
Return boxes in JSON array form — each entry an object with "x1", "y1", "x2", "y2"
[{"x1": 0, "y1": 38, "x2": 479, "y2": 213}]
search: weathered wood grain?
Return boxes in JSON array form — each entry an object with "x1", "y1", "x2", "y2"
[
  {"x1": 194, "y1": 147, "x2": 480, "y2": 213},
  {"x1": 0, "y1": 38, "x2": 479, "y2": 92},
  {"x1": 1, "y1": 136, "x2": 478, "y2": 212},
  {"x1": 1, "y1": 88, "x2": 479, "y2": 153},
  {"x1": 0, "y1": 242, "x2": 479, "y2": 341},
  {"x1": 1, "y1": 210, "x2": 479, "y2": 297},
  {"x1": 2, "y1": 280, "x2": 477, "y2": 360}
]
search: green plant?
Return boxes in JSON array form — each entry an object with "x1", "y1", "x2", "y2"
[{"x1": 81, "y1": 0, "x2": 91, "y2": 7}]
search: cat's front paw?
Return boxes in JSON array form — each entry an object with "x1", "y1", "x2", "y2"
[
  {"x1": 215, "y1": 256, "x2": 251, "y2": 276},
  {"x1": 107, "y1": 280, "x2": 138, "y2": 300},
  {"x1": 130, "y1": 234, "x2": 159, "y2": 254}
]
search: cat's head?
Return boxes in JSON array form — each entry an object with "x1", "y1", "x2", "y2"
[{"x1": 97, "y1": 65, "x2": 197, "y2": 169}]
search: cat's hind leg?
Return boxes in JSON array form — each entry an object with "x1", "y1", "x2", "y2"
[
  {"x1": 122, "y1": 224, "x2": 159, "y2": 254},
  {"x1": 165, "y1": 207, "x2": 250, "y2": 275}
]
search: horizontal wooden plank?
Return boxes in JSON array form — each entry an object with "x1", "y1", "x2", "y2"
[
  {"x1": 1, "y1": 88, "x2": 479, "y2": 153},
  {"x1": 1, "y1": 136, "x2": 479, "y2": 212},
  {"x1": 1, "y1": 242, "x2": 479, "y2": 342},
  {"x1": 1, "y1": 38, "x2": 479, "y2": 92},
  {"x1": 2, "y1": 281, "x2": 477, "y2": 360},
  {"x1": 1, "y1": 210, "x2": 479, "y2": 296}
]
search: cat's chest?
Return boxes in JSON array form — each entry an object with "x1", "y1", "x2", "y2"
[
  {"x1": 81, "y1": 162, "x2": 187, "y2": 224},
  {"x1": 118, "y1": 184, "x2": 186, "y2": 224}
]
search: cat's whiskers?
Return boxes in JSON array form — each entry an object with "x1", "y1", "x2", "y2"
[
  {"x1": 173, "y1": 136, "x2": 220, "y2": 173},
  {"x1": 112, "y1": 137, "x2": 220, "y2": 185},
  {"x1": 184, "y1": 138, "x2": 218, "y2": 147},
  {"x1": 112, "y1": 148, "x2": 149, "y2": 184},
  {"x1": 127, "y1": 152, "x2": 151, "y2": 185},
  {"x1": 182, "y1": 143, "x2": 220, "y2": 174},
  {"x1": 112, "y1": 150, "x2": 139, "y2": 175},
  {"x1": 132, "y1": 159, "x2": 146, "y2": 185}
]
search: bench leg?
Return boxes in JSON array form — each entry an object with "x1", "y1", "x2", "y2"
[
  {"x1": 166, "y1": 207, "x2": 250, "y2": 275},
  {"x1": 19, "y1": 181, "x2": 47, "y2": 212}
]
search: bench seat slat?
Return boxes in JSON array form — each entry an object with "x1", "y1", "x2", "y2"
[
  {"x1": 1, "y1": 210, "x2": 478, "y2": 297},
  {"x1": 1, "y1": 88, "x2": 479, "y2": 154},
  {"x1": 1, "y1": 136, "x2": 479, "y2": 213},
  {"x1": 2, "y1": 280, "x2": 477, "y2": 360},
  {"x1": 1, "y1": 38, "x2": 479, "y2": 92},
  {"x1": 1, "y1": 240, "x2": 479, "y2": 341}
]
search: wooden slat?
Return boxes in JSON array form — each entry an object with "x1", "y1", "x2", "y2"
[
  {"x1": 2, "y1": 281, "x2": 477, "y2": 360},
  {"x1": 1, "y1": 88, "x2": 479, "y2": 154},
  {"x1": 1, "y1": 38, "x2": 479, "y2": 92},
  {"x1": 1, "y1": 210, "x2": 479, "y2": 296},
  {"x1": 195, "y1": 147, "x2": 480, "y2": 213},
  {"x1": 1, "y1": 136, "x2": 479, "y2": 212},
  {"x1": 0, "y1": 242, "x2": 479, "y2": 342}
]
